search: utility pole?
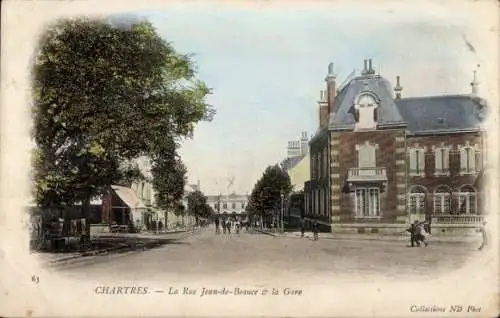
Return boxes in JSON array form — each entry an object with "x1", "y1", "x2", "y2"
[{"x1": 280, "y1": 190, "x2": 284, "y2": 233}]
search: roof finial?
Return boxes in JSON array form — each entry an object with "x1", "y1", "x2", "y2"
[{"x1": 471, "y1": 65, "x2": 480, "y2": 95}]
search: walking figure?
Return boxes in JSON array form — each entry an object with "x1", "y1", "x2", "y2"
[
  {"x1": 214, "y1": 218, "x2": 220, "y2": 234},
  {"x1": 478, "y1": 221, "x2": 488, "y2": 251},
  {"x1": 226, "y1": 219, "x2": 231, "y2": 234},
  {"x1": 312, "y1": 219, "x2": 319, "y2": 241},
  {"x1": 416, "y1": 221, "x2": 429, "y2": 247},
  {"x1": 222, "y1": 219, "x2": 227, "y2": 234},
  {"x1": 235, "y1": 219, "x2": 241, "y2": 235},
  {"x1": 300, "y1": 217, "x2": 305, "y2": 238}
]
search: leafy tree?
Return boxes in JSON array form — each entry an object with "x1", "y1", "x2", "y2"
[
  {"x1": 31, "y1": 17, "x2": 214, "y2": 224},
  {"x1": 186, "y1": 190, "x2": 214, "y2": 223},
  {"x1": 247, "y1": 164, "x2": 292, "y2": 224},
  {"x1": 151, "y1": 149, "x2": 187, "y2": 212}
]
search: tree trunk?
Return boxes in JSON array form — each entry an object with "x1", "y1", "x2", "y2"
[{"x1": 81, "y1": 195, "x2": 91, "y2": 246}]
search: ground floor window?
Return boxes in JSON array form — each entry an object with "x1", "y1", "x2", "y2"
[
  {"x1": 355, "y1": 187, "x2": 380, "y2": 217},
  {"x1": 408, "y1": 186, "x2": 426, "y2": 214},
  {"x1": 456, "y1": 186, "x2": 477, "y2": 214},
  {"x1": 433, "y1": 186, "x2": 451, "y2": 214}
]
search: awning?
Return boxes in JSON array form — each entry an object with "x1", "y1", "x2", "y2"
[{"x1": 111, "y1": 185, "x2": 147, "y2": 209}]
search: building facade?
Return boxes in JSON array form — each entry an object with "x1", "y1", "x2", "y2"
[
  {"x1": 306, "y1": 59, "x2": 488, "y2": 235},
  {"x1": 282, "y1": 131, "x2": 310, "y2": 192},
  {"x1": 206, "y1": 193, "x2": 249, "y2": 220}
]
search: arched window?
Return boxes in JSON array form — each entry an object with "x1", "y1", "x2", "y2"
[
  {"x1": 408, "y1": 186, "x2": 427, "y2": 214},
  {"x1": 433, "y1": 185, "x2": 451, "y2": 214},
  {"x1": 354, "y1": 93, "x2": 379, "y2": 130},
  {"x1": 456, "y1": 185, "x2": 477, "y2": 215}
]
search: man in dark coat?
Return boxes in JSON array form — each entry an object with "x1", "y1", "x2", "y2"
[
  {"x1": 312, "y1": 219, "x2": 319, "y2": 241},
  {"x1": 300, "y1": 218, "x2": 306, "y2": 238},
  {"x1": 406, "y1": 221, "x2": 420, "y2": 247}
]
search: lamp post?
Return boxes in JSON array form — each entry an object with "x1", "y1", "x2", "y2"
[{"x1": 280, "y1": 190, "x2": 284, "y2": 233}]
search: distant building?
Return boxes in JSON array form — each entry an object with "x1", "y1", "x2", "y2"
[
  {"x1": 305, "y1": 59, "x2": 487, "y2": 235},
  {"x1": 282, "y1": 132, "x2": 310, "y2": 192},
  {"x1": 206, "y1": 193, "x2": 249, "y2": 219}
]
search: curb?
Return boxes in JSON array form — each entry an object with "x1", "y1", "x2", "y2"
[{"x1": 256, "y1": 230, "x2": 480, "y2": 245}]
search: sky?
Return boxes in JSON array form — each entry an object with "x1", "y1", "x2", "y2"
[{"x1": 122, "y1": 4, "x2": 493, "y2": 196}]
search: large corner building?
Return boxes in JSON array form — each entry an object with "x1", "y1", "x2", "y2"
[{"x1": 305, "y1": 59, "x2": 488, "y2": 236}]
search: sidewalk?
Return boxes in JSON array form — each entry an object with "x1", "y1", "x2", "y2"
[
  {"x1": 256, "y1": 229, "x2": 481, "y2": 244},
  {"x1": 36, "y1": 226, "x2": 201, "y2": 265}
]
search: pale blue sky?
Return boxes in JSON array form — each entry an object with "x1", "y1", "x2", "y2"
[{"x1": 130, "y1": 5, "x2": 488, "y2": 195}]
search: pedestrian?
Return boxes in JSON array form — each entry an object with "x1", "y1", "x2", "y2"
[
  {"x1": 406, "y1": 220, "x2": 420, "y2": 247},
  {"x1": 416, "y1": 221, "x2": 429, "y2": 247},
  {"x1": 300, "y1": 217, "x2": 305, "y2": 238},
  {"x1": 312, "y1": 219, "x2": 319, "y2": 241},
  {"x1": 235, "y1": 219, "x2": 241, "y2": 235},
  {"x1": 226, "y1": 219, "x2": 231, "y2": 234},
  {"x1": 222, "y1": 219, "x2": 227, "y2": 234},
  {"x1": 478, "y1": 221, "x2": 488, "y2": 251},
  {"x1": 214, "y1": 217, "x2": 220, "y2": 234}
]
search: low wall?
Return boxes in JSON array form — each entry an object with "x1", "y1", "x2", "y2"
[
  {"x1": 332, "y1": 223, "x2": 408, "y2": 235},
  {"x1": 332, "y1": 222, "x2": 483, "y2": 240},
  {"x1": 90, "y1": 224, "x2": 110, "y2": 236}
]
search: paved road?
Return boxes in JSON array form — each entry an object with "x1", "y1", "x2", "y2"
[{"x1": 51, "y1": 225, "x2": 481, "y2": 283}]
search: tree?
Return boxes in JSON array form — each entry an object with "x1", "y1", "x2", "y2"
[
  {"x1": 151, "y1": 147, "x2": 187, "y2": 220},
  {"x1": 32, "y1": 17, "x2": 214, "y2": 223},
  {"x1": 247, "y1": 164, "x2": 292, "y2": 226},
  {"x1": 186, "y1": 190, "x2": 214, "y2": 223}
]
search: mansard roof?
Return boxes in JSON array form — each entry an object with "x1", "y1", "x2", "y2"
[
  {"x1": 329, "y1": 74, "x2": 406, "y2": 130},
  {"x1": 396, "y1": 95, "x2": 487, "y2": 134},
  {"x1": 327, "y1": 73, "x2": 487, "y2": 134}
]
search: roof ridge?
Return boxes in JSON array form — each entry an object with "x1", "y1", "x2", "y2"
[{"x1": 398, "y1": 94, "x2": 473, "y2": 101}]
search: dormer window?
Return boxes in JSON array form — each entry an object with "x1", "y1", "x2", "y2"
[{"x1": 354, "y1": 92, "x2": 379, "y2": 130}]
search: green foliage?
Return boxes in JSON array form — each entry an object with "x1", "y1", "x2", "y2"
[
  {"x1": 151, "y1": 146, "x2": 187, "y2": 212},
  {"x1": 186, "y1": 190, "x2": 214, "y2": 219},
  {"x1": 247, "y1": 164, "x2": 292, "y2": 217},
  {"x1": 32, "y1": 17, "x2": 213, "y2": 208}
]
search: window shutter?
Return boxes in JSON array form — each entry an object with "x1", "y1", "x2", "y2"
[
  {"x1": 460, "y1": 148, "x2": 467, "y2": 172},
  {"x1": 475, "y1": 151, "x2": 482, "y2": 172},
  {"x1": 418, "y1": 150, "x2": 425, "y2": 173},
  {"x1": 409, "y1": 149, "x2": 416, "y2": 172},
  {"x1": 469, "y1": 149, "x2": 476, "y2": 172},
  {"x1": 443, "y1": 148, "x2": 450, "y2": 170},
  {"x1": 435, "y1": 148, "x2": 442, "y2": 171}
]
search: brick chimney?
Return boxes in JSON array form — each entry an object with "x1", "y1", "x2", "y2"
[
  {"x1": 325, "y1": 62, "x2": 337, "y2": 114},
  {"x1": 394, "y1": 75, "x2": 403, "y2": 99},
  {"x1": 318, "y1": 90, "x2": 329, "y2": 129}
]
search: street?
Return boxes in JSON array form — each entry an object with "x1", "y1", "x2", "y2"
[{"x1": 51, "y1": 225, "x2": 480, "y2": 283}]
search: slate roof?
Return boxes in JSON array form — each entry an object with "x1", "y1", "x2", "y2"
[
  {"x1": 396, "y1": 95, "x2": 487, "y2": 134},
  {"x1": 329, "y1": 75, "x2": 406, "y2": 130},
  {"x1": 327, "y1": 73, "x2": 487, "y2": 134}
]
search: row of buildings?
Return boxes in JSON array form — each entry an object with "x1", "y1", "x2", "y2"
[
  {"x1": 29, "y1": 157, "x2": 198, "y2": 239},
  {"x1": 282, "y1": 59, "x2": 488, "y2": 237}
]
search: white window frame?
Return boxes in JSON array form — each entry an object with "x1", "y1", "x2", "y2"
[
  {"x1": 354, "y1": 186, "x2": 381, "y2": 218},
  {"x1": 354, "y1": 93, "x2": 379, "y2": 131},
  {"x1": 455, "y1": 189, "x2": 477, "y2": 215},
  {"x1": 433, "y1": 143, "x2": 451, "y2": 176},
  {"x1": 409, "y1": 145, "x2": 425, "y2": 177},
  {"x1": 408, "y1": 192, "x2": 425, "y2": 214},
  {"x1": 459, "y1": 142, "x2": 479, "y2": 175},
  {"x1": 433, "y1": 190, "x2": 451, "y2": 214}
]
